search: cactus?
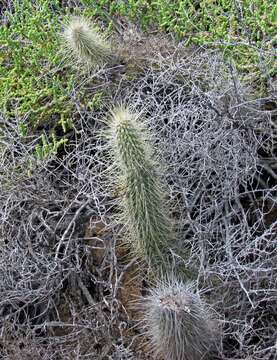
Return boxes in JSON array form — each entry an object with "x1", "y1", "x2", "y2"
[
  {"x1": 141, "y1": 279, "x2": 216, "y2": 360},
  {"x1": 62, "y1": 16, "x2": 112, "y2": 66},
  {"x1": 107, "y1": 107, "x2": 172, "y2": 268}
]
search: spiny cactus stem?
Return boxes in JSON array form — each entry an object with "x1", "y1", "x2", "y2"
[
  {"x1": 62, "y1": 16, "x2": 112, "y2": 66},
  {"x1": 141, "y1": 279, "x2": 217, "y2": 360},
  {"x1": 109, "y1": 108, "x2": 172, "y2": 269}
]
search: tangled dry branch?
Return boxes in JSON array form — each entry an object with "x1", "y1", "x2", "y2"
[{"x1": 0, "y1": 46, "x2": 276, "y2": 359}]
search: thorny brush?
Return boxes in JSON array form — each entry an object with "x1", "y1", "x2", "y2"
[{"x1": 0, "y1": 44, "x2": 276, "y2": 359}]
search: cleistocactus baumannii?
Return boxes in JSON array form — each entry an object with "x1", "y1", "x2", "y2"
[
  {"x1": 62, "y1": 16, "x2": 112, "y2": 66},
  {"x1": 107, "y1": 107, "x2": 172, "y2": 268},
  {"x1": 141, "y1": 279, "x2": 217, "y2": 360}
]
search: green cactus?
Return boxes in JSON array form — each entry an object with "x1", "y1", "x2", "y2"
[
  {"x1": 107, "y1": 107, "x2": 172, "y2": 268},
  {"x1": 141, "y1": 279, "x2": 217, "y2": 360},
  {"x1": 62, "y1": 16, "x2": 112, "y2": 66}
]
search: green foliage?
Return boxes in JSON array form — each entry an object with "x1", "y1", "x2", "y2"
[
  {"x1": 87, "y1": 92, "x2": 104, "y2": 111},
  {"x1": 0, "y1": 0, "x2": 74, "y2": 127},
  {"x1": 35, "y1": 133, "x2": 68, "y2": 160},
  {"x1": 108, "y1": 107, "x2": 172, "y2": 268},
  {"x1": 0, "y1": 0, "x2": 274, "y2": 162},
  {"x1": 94, "y1": 0, "x2": 275, "y2": 41},
  {"x1": 91, "y1": 0, "x2": 275, "y2": 77}
]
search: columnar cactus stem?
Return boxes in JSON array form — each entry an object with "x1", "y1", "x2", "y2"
[
  {"x1": 141, "y1": 279, "x2": 216, "y2": 360},
  {"x1": 62, "y1": 16, "x2": 112, "y2": 66},
  {"x1": 108, "y1": 107, "x2": 172, "y2": 268}
]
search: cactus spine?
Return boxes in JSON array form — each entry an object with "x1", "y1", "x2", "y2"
[
  {"x1": 62, "y1": 16, "x2": 112, "y2": 66},
  {"x1": 108, "y1": 107, "x2": 172, "y2": 267},
  {"x1": 141, "y1": 279, "x2": 216, "y2": 360}
]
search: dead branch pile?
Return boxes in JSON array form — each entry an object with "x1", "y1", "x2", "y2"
[{"x1": 0, "y1": 47, "x2": 276, "y2": 359}]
